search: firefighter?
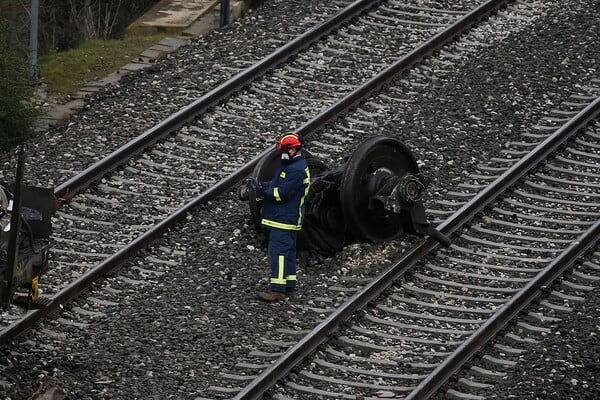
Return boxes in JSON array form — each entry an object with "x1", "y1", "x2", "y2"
[{"x1": 251, "y1": 133, "x2": 311, "y2": 301}]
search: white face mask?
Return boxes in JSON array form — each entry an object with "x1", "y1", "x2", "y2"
[{"x1": 281, "y1": 152, "x2": 290, "y2": 160}]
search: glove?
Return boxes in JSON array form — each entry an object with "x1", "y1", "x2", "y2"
[
  {"x1": 238, "y1": 184, "x2": 249, "y2": 201},
  {"x1": 238, "y1": 178, "x2": 263, "y2": 201},
  {"x1": 246, "y1": 177, "x2": 263, "y2": 192}
]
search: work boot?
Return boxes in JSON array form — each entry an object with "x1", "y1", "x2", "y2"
[{"x1": 258, "y1": 291, "x2": 286, "y2": 302}]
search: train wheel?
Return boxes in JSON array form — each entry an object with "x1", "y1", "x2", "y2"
[{"x1": 339, "y1": 135, "x2": 420, "y2": 243}]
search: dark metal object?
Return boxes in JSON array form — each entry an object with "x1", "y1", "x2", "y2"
[
  {"x1": 1, "y1": 147, "x2": 24, "y2": 305},
  {"x1": 0, "y1": 147, "x2": 53, "y2": 308},
  {"x1": 242, "y1": 136, "x2": 449, "y2": 256},
  {"x1": 339, "y1": 135, "x2": 421, "y2": 243},
  {"x1": 220, "y1": 0, "x2": 230, "y2": 28}
]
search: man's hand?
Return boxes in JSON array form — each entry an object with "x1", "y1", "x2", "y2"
[
  {"x1": 238, "y1": 178, "x2": 263, "y2": 201},
  {"x1": 246, "y1": 177, "x2": 263, "y2": 192}
]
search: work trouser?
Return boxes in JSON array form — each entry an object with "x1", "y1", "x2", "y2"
[{"x1": 268, "y1": 228, "x2": 297, "y2": 293}]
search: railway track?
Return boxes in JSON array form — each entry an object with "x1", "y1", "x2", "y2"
[
  {"x1": 1, "y1": 0, "x2": 598, "y2": 398},
  {"x1": 1, "y1": 0, "x2": 522, "y2": 339},
  {"x1": 440, "y1": 252, "x2": 600, "y2": 399},
  {"x1": 207, "y1": 96, "x2": 599, "y2": 399}
]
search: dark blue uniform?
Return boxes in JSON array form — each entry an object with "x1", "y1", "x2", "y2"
[{"x1": 260, "y1": 154, "x2": 310, "y2": 293}]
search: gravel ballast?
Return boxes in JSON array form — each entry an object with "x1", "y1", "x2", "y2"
[
  {"x1": 488, "y1": 288, "x2": 600, "y2": 399},
  {"x1": 0, "y1": 0, "x2": 599, "y2": 399}
]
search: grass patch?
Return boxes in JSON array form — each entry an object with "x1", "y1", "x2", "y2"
[{"x1": 39, "y1": 33, "x2": 170, "y2": 100}]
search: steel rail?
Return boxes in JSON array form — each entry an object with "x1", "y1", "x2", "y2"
[
  {"x1": 1, "y1": 0, "x2": 507, "y2": 343},
  {"x1": 406, "y1": 219, "x2": 600, "y2": 399},
  {"x1": 1, "y1": 0, "x2": 591, "y2": 395},
  {"x1": 53, "y1": 0, "x2": 383, "y2": 201},
  {"x1": 0, "y1": 0, "x2": 398, "y2": 347},
  {"x1": 296, "y1": 0, "x2": 513, "y2": 137},
  {"x1": 0, "y1": 0, "x2": 515, "y2": 352},
  {"x1": 0, "y1": 148, "x2": 271, "y2": 345},
  {"x1": 402, "y1": 96, "x2": 600, "y2": 399},
  {"x1": 235, "y1": 96, "x2": 600, "y2": 399},
  {"x1": 436, "y1": 95, "x2": 600, "y2": 239},
  {"x1": 1, "y1": 0, "x2": 386, "y2": 345},
  {"x1": 233, "y1": 1, "x2": 520, "y2": 398}
]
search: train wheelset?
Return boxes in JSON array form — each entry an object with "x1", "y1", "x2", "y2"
[{"x1": 240, "y1": 135, "x2": 450, "y2": 258}]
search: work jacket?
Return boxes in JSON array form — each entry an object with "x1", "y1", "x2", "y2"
[{"x1": 261, "y1": 155, "x2": 310, "y2": 231}]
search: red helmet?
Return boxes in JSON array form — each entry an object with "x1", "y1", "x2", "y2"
[{"x1": 276, "y1": 133, "x2": 302, "y2": 152}]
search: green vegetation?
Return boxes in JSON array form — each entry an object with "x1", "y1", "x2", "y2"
[
  {"x1": 0, "y1": 20, "x2": 36, "y2": 149},
  {"x1": 0, "y1": 0, "x2": 168, "y2": 150},
  {"x1": 39, "y1": 33, "x2": 170, "y2": 99}
]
